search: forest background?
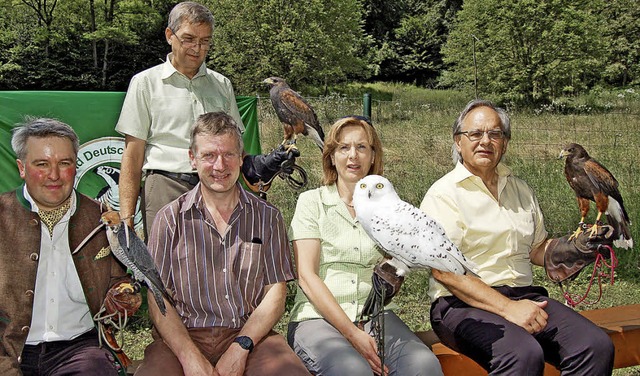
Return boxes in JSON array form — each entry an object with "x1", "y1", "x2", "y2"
[
  {"x1": 1, "y1": 0, "x2": 639, "y2": 105},
  {"x1": 2, "y1": 0, "x2": 639, "y2": 373}
]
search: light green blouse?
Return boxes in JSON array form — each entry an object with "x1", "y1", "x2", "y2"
[{"x1": 288, "y1": 184, "x2": 384, "y2": 322}]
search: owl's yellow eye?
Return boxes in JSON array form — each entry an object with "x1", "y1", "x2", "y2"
[
  {"x1": 376, "y1": 183, "x2": 384, "y2": 189},
  {"x1": 360, "y1": 183, "x2": 367, "y2": 189}
]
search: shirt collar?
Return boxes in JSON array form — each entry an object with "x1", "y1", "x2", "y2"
[
  {"x1": 450, "y1": 161, "x2": 512, "y2": 184},
  {"x1": 319, "y1": 184, "x2": 342, "y2": 206},
  {"x1": 161, "y1": 53, "x2": 207, "y2": 80},
  {"x1": 181, "y1": 182, "x2": 246, "y2": 214},
  {"x1": 19, "y1": 183, "x2": 78, "y2": 217}
]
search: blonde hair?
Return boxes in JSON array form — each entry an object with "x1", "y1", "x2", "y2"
[{"x1": 322, "y1": 116, "x2": 383, "y2": 185}]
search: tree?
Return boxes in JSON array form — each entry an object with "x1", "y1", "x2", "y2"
[
  {"x1": 601, "y1": 0, "x2": 640, "y2": 87},
  {"x1": 207, "y1": 0, "x2": 370, "y2": 93},
  {"x1": 441, "y1": 0, "x2": 608, "y2": 104},
  {"x1": 363, "y1": 0, "x2": 461, "y2": 85}
]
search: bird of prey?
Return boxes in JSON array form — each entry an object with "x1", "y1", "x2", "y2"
[
  {"x1": 100, "y1": 210, "x2": 174, "y2": 315},
  {"x1": 263, "y1": 76, "x2": 324, "y2": 151},
  {"x1": 353, "y1": 175, "x2": 477, "y2": 277},
  {"x1": 559, "y1": 143, "x2": 633, "y2": 249}
]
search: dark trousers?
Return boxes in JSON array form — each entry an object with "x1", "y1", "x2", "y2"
[
  {"x1": 20, "y1": 329, "x2": 120, "y2": 376},
  {"x1": 430, "y1": 285, "x2": 614, "y2": 376}
]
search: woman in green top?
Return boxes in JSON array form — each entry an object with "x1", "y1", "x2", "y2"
[{"x1": 287, "y1": 116, "x2": 443, "y2": 376}]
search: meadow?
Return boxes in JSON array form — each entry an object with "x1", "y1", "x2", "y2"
[{"x1": 124, "y1": 84, "x2": 640, "y2": 374}]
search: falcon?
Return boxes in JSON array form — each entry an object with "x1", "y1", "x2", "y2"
[
  {"x1": 100, "y1": 210, "x2": 174, "y2": 315},
  {"x1": 352, "y1": 175, "x2": 477, "y2": 277},
  {"x1": 559, "y1": 143, "x2": 633, "y2": 249},
  {"x1": 263, "y1": 76, "x2": 324, "y2": 151}
]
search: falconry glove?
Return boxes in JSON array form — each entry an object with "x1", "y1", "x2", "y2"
[
  {"x1": 103, "y1": 281, "x2": 142, "y2": 318},
  {"x1": 361, "y1": 259, "x2": 405, "y2": 320},
  {"x1": 544, "y1": 224, "x2": 616, "y2": 283},
  {"x1": 242, "y1": 145, "x2": 300, "y2": 185}
]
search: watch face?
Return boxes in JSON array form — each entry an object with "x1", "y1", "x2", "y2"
[{"x1": 235, "y1": 336, "x2": 254, "y2": 352}]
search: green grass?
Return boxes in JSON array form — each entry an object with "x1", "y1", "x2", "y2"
[{"x1": 124, "y1": 83, "x2": 640, "y2": 374}]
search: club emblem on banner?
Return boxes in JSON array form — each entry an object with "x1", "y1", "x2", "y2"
[{"x1": 75, "y1": 137, "x2": 143, "y2": 233}]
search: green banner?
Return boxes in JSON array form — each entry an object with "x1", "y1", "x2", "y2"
[{"x1": 0, "y1": 91, "x2": 260, "y2": 229}]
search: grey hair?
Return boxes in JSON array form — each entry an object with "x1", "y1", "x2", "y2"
[
  {"x1": 451, "y1": 99, "x2": 511, "y2": 164},
  {"x1": 11, "y1": 117, "x2": 79, "y2": 160},
  {"x1": 168, "y1": 2, "x2": 214, "y2": 32},
  {"x1": 190, "y1": 112, "x2": 243, "y2": 154}
]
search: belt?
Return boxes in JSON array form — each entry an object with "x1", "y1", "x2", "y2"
[{"x1": 148, "y1": 170, "x2": 199, "y2": 186}]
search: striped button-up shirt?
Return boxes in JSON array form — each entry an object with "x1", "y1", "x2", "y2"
[{"x1": 148, "y1": 183, "x2": 294, "y2": 328}]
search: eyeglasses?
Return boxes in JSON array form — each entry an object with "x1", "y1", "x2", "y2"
[
  {"x1": 336, "y1": 143, "x2": 372, "y2": 155},
  {"x1": 196, "y1": 152, "x2": 240, "y2": 164},
  {"x1": 455, "y1": 129, "x2": 505, "y2": 142},
  {"x1": 170, "y1": 28, "x2": 212, "y2": 50}
]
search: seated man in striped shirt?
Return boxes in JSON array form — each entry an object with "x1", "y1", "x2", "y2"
[{"x1": 136, "y1": 112, "x2": 308, "y2": 376}]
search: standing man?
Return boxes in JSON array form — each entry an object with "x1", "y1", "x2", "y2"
[
  {"x1": 0, "y1": 118, "x2": 140, "y2": 376},
  {"x1": 116, "y1": 1, "x2": 294, "y2": 234},
  {"x1": 135, "y1": 112, "x2": 308, "y2": 376}
]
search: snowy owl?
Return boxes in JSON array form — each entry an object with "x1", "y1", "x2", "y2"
[{"x1": 353, "y1": 175, "x2": 477, "y2": 277}]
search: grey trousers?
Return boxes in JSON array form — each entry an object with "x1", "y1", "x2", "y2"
[{"x1": 288, "y1": 311, "x2": 444, "y2": 376}]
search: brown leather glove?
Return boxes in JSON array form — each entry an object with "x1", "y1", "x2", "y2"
[
  {"x1": 372, "y1": 259, "x2": 405, "y2": 304},
  {"x1": 103, "y1": 281, "x2": 142, "y2": 318},
  {"x1": 544, "y1": 224, "x2": 616, "y2": 283},
  {"x1": 360, "y1": 259, "x2": 405, "y2": 320}
]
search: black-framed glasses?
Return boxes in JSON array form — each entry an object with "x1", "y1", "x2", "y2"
[
  {"x1": 170, "y1": 28, "x2": 212, "y2": 50},
  {"x1": 455, "y1": 129, "x2": 505, "y2": 142}
]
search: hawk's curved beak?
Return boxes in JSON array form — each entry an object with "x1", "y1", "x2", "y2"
[{"x1": 558, "y1": 150, "x2": 569, "y2": 159}]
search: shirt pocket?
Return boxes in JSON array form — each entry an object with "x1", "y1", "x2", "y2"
[
  {"x1": 236, "y1": 241, "x2": 265, "y2": 287},
  {"x1": 506, "y1": 208, "x2": 536, "y2": 255}
]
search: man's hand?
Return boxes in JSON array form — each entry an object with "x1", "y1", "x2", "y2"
[
  {"x1": 242, "y1": 145, "x2": 300, "y2": 185},
  {"x1": 215, "y1": 343, "x2": 249, "y2": 376},
  {"x1": 502, "y1": 299, "x2": 549, "y2": 334},
  {"x1": 545, "y1": 224, "x2": 616, "y2": 282},
  {"x1": 181, "y1": 354, "x2": 219, "y2": 376}
]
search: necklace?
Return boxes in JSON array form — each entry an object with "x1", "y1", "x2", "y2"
[{"x1": 346, "y1": 203, "x2": 354, "y2": 208}]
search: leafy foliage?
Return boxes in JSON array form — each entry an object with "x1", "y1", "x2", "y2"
[
  {"x1": 207, "y1": 0, "x2": 370, "y2": 93},
  {"x1": 441, "y1": 0, "x2": 608, "y2": 104},
  {"x1": 0, "y1": 0, "x2": 638, "y2": 98}
]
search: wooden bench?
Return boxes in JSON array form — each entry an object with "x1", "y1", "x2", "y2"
[
  {"x1": 415, "y1": 304, "x2": 640, "y2": 375},
  {"x1": 125, "y1": 304, "x2": 639, "y2": 375}
]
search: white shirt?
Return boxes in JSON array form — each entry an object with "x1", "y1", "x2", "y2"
[{"x1": 24, "y1": 189, "x2": 94, "y2": 344}]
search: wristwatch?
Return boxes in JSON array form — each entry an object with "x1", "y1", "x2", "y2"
[{"x1": 233, "y1": 336, "x2": 254, "y2": 353}]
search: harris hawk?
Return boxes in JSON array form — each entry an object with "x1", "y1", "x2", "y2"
[
  {"x1": 559, "y1": 143, "x2": 633, "y2": 249},
  {"x1": 263, "y1": 77, "x2": 324, "y2": 152}
]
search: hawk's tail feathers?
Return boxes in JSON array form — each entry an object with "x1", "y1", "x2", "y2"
[
  {"x1": 606, "y1": 198, "x2": 633, "y2": 249},
  {"x1": 149, "y1": 286, "x2": 167, "y2": 316}
]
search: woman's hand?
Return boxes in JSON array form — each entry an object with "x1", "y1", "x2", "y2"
[{"x1": 345, "y1": 327, "x2": 389, "y2": 375}]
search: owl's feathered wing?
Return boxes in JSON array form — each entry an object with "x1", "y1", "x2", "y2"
[
  {"x1": 368, "y1": 200, "x2": 476, "y2": 275},
  {"x1": 353, "y1": 175, "x2": 477, "y2": 277}
]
